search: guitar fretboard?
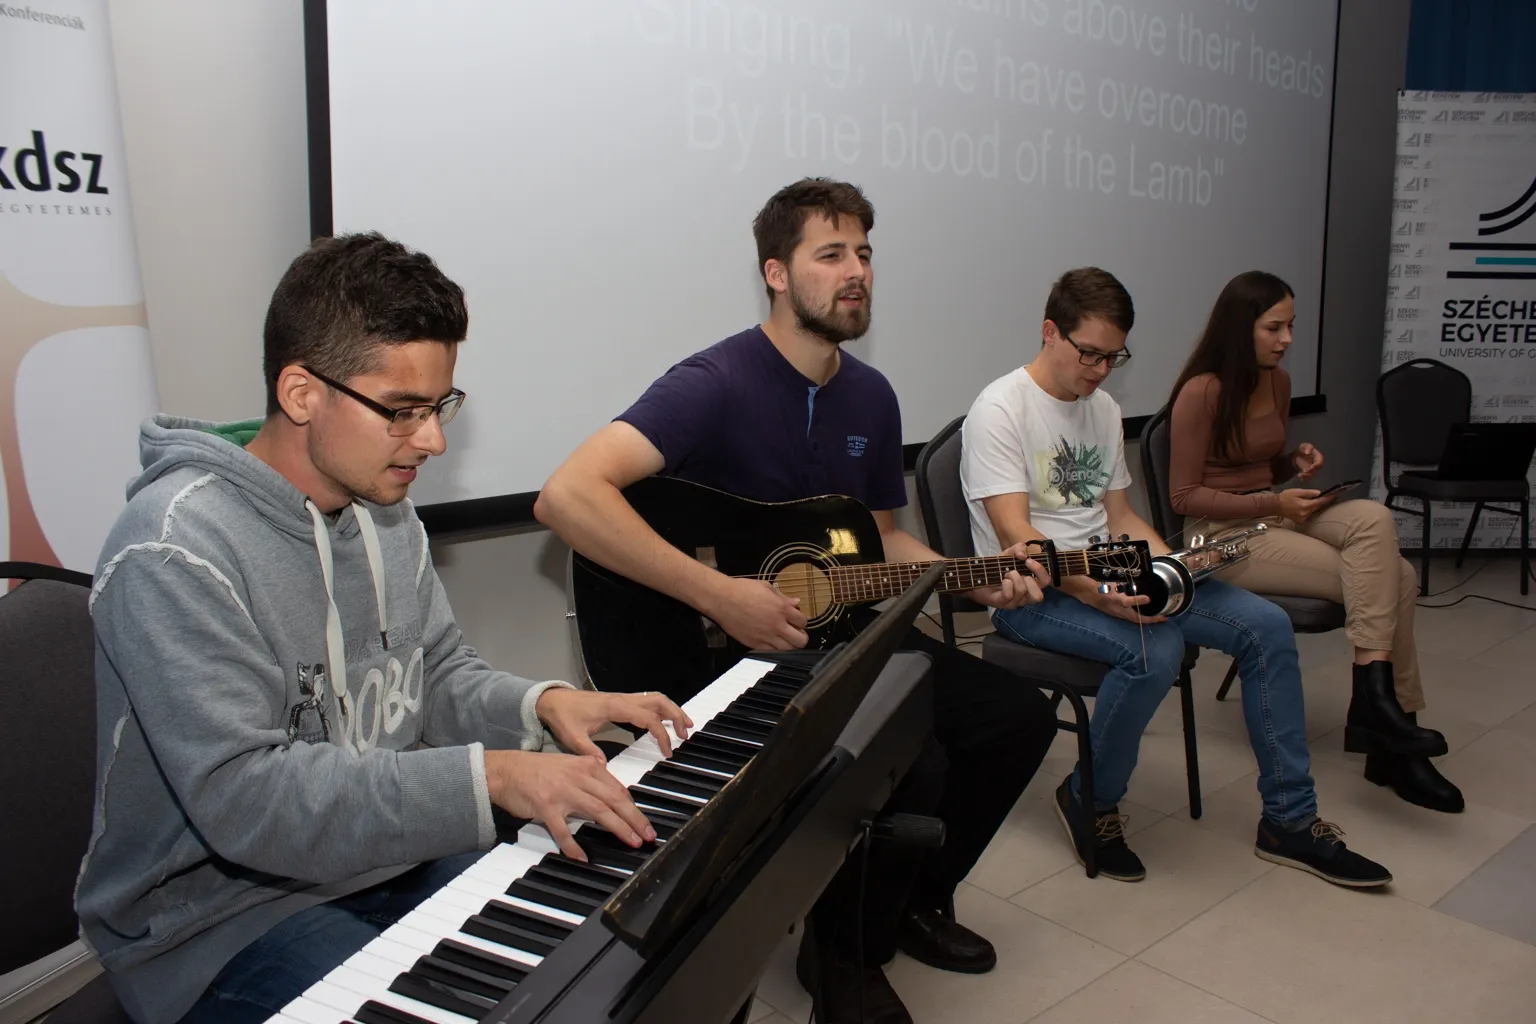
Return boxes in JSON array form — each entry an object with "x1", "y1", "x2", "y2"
[{"x1": 828, "y1": 551, "x2": 1096, "y2": 604}]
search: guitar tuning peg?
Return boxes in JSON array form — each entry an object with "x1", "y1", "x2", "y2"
[
  {"x1": 1098, "y1": 582, "x2": 1114, "y2": 595},
  {"x1": 1119, "y1": 533, "x2": 1130, "y2": 542},
  {"x1": 1089, "y1": 535, "x2": 1102, "y2": 545}
]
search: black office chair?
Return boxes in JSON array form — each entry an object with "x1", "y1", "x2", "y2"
[
  {"x1": 0, "y1": 562, "x2": 131, "y2": 1024},
  {"x1": 1378, "y1": 358, "x2": 1530, "y2": 596},
  {"x1": 914, "y1": 416, "x2": 1204, "y2": 877},
  {"x1": 1139, "y1": 406, "x2": 1347, "y2": 703}
]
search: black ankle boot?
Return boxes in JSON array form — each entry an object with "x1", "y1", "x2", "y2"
[
  {"x1": 1345, "y1": 662, "x2": 1448, "y2": 758},
  {"x1": 1365, "y1": 752, "x2": 1466, "y2": 812}
]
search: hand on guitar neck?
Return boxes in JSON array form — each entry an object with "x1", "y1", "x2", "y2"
[{"x1": 952, "y1": 540, "x2": 1051, "y2": 610}]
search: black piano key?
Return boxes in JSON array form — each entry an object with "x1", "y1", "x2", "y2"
[
  {"x1": 755, "y1": 674, "x2": 807, "y2": 693},
  {"x1": 700, "y1": 721, "x2": 768, "y2": 746},
  {"x1": 670, "y1": 748, "x2": 743, "y2": 776},
  {"x1": 354, "y1": 1001, "x2": 435, "y2": 1024},
  {"x1": 731, "y1": 693, "x2": 790, "y2": 714},
  {"x1": 639, "y1": 818, "x2": 681, "y2": 843},
  {"x1": 536, "y1": 856, "x2": 627, "y2": 894},
  {"x1": 526, "y1": 865, "x2": 616, "y2": 902},
  {"x1": 641, "y1": 806, "x2": 695, "y2": 829},
  {"x1": 722, "y1": 701, "x2": 781, "y2": 727},
  {"x1": 508, "y1": 876, "x2": 603, "y2": 916},
  {"x1": 481, "y1": 896, "x2": 576, "y2": 937},
  {"x1": 433, "y1": 938, "x2": 531, "y2": 985},
  {"x1": 629, "y1": 787, "x2": 705, "y2": 817},
  {"x1": 571, "y1": 833, "x2": 649, "y2": 872},
  {"x1": 462, "y1": 913, "x2": 563, "y2": 958},
  {"x1": 389, "y1": 970, "x2": 498, "y2": 1017},
  {"x1": 540, "y1": 854, "x2": 633, "y2": 885},
  {"x1": 636, "y1": 769, "x2": 715, "y2": 802},
  {"x1": 575, "y1": 824, "x2": 666, "y2": 856},
  {"x1": 411, "y1": 954, "x2": 516, "y2": 998},
  {"x1": 648, "y1": 761, "x2": 727, "y2": 792},
  {"x1": 711, "y1": 711, "x2": 773, "y2": 737},
  {"x1": 678, "y1": 730, "x2": 759, "y2": 759}
]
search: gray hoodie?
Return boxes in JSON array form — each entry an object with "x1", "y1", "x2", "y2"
[{"x1": 75, "y1": 415, "x2": 568, "y2": 1024}]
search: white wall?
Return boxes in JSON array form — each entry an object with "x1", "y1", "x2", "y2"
[{"x1": 104, "y1": 0, "x2": 1408, "y2": 686}]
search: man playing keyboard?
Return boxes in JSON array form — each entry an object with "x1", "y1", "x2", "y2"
[
  {"x1": 535, "y1": 178, "x2": 1061, "y2": 1024},
  {"x1": 76, "y1": 233, "x2": 689, "y2": 1024}
]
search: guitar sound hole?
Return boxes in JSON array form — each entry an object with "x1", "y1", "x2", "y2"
[{"x1": 772, "y1": 562, "x2": 835, "y2": 620}]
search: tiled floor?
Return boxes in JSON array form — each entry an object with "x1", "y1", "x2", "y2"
[{"x1": 746, "y1": 555, "x2": 1536, "y2": 1023}]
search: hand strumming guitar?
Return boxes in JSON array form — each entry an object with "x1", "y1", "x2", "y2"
[{"x1": 702, "y1": 574, "x2": 810, "y2": 651}]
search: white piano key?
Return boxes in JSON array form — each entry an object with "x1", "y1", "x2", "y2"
[
  {"x1": 447, "y1": 868, "x2": 519, "y2": 902},
  {"x1": 272, "y1": 996, "x2": 345, "y2": 1024},
  {"x1": 343, "y1": 949, "x2": 403, "y2": 983},
  {"x1": 429, "y1": 884, "x2": 497, "y2": 917},
  {"x1": 496, "y1": 891, "x2": 586, "y2": 926},
  {"x1": 359, "y1": 935, "x2": 426, "y2": 972},
  {"x1": 265, "y1": 658, "x2": 791, "y2": 1024},
  {"x1": 382, "y1": 917, "x2": 544, "y2": 968},
  {"x1": 408, "y1": 891, "x2": 479, "y2": 929},
  {"x1": 309, "y1": 972, "x2": 475, "y2": 1024}
]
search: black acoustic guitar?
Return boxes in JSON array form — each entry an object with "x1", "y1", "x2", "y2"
[{"x1": 569, "y1": 476, "x2": 1153, "y2": 702}]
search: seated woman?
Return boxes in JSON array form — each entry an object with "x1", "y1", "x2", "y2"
[{"x1": 1166, "y1": 270, "x2": 1462, "y2": 813}]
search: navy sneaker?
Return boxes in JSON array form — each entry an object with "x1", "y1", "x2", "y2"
[
  {"x1": 1055, "y1": 775, "x2": 1146, "y2": 881},
  {"x1": 1255, "y1": 818, "x2": 1392, "y2": 888}
]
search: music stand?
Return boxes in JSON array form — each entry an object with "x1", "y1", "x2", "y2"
[{"x1": 601, "y1": 561, "x2": 945, "y2": 958}]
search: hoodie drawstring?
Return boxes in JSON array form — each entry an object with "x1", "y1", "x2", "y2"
[
  {"x1": 306, "y1": 500, "x2": 391, "y2": 748},
  {"x1": 352, "y1": 503, "x2": 390, "y2": 648}
]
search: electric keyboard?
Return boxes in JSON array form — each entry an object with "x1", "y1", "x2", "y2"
[{"x1": 263, "y1": 650, "x2": 932, "y2": 1024}]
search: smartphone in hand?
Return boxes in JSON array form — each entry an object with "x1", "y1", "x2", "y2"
[{"x1": 1315, "y1": 479, "x2": 1363, "y2": 500}]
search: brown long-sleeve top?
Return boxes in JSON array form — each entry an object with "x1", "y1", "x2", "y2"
[{"x1": 1169, "y1": 368, "x2": 1297, "y2": 520}]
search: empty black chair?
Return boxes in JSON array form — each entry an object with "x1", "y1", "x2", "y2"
[
  {"x1": 1378, "y1": 358, "x2": 1530, "y2": 595},
  {"x1": 0, "y1": 562, "x2": 131, "y2": 1024}
]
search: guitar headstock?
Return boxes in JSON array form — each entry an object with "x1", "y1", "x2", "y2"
[{"x1": 1082, "y1": 534, "x2": 1153, "y2": 591}]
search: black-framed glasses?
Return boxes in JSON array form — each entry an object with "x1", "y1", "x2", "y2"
[
  {"x1": 1061, "y1": 330, "x2": 1132, "y2": 369},
  {"x1": 303, "y1": 367, "x2": 466, "y2": 437}
]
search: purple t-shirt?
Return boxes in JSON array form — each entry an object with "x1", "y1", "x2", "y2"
[{"x1": 618, "y1": 327, "x2": 907, "y2": 510}]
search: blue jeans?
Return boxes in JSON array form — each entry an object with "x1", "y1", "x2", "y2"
[
  {"x1": 994, "y1": 579, "x2": 1316, "y2": 828},
  {"x1": 177, "y1": 851, "x2": 486, "y2": 1024}
]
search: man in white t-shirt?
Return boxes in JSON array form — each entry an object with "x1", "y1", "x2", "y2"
[{"x1": 961, "y1": 267, "x2": 1390, "y2": 889}]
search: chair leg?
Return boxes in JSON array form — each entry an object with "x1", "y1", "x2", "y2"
[
  {"x1": 1456, "y1": 501, "x2": 1482, "y2": 569},
  {"x1": 1215, "y1": 660, "x2": 1238, "y2": 702},
  {"x1": 1179, "y1": 671, "x2": 1202, "y2": 820},
  {"x1": 1056, "y1": 686, "x2": 1098, "y2": 880},
  {"x1": 1420, "y1": 498, "x2": 1433, "y2": 595},
  {"x1": 1522, "y1": 499, "x2": 1530, "y2": 597}
]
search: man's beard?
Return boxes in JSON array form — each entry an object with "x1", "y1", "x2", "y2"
[
  {"x1": 788, "y1": 277, "x2": 871, "y2": 344},
  {"x1": 309, "y1": 431, "x2": 407, "y2": 507}
]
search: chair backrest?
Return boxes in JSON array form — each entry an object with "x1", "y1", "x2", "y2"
[
  {"x1": 1377, "y1": 358, "x2": 1472, "y2": 474},
  {"x1": 1139, "y1": 404, "x2": 1183, "y2": 543},
  {"x1": 0, "y1": 563, "x2": 96, "y2": 982},
  {"x1": 913, "y1": 416, "x2": 984, "y2": 630}
]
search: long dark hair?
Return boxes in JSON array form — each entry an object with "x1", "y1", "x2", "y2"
[{"x1": 1169, "y1": 270, "x2": 1294, "y2": 460}]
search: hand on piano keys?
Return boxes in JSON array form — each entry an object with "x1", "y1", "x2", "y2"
[
  {"x1": 268, "y1": 657, "x2": 812, "y2": 1024},
  {"x1": 532, "y1": 688, "x2": 696, "y2": 760}
]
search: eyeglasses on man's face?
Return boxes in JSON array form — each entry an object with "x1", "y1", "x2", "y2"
[
  {"x1": 303, "y1": 367, "x2": 466, "y2": 437},
  {"x1": 1060, "y1": 330, "x2": 1132, "y2": 369}
]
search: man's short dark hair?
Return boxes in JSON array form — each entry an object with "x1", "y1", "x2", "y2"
[
  {"x1": 1043, "y1": 267, "x2": 1135, "y2": 337},
  {"x1": 262, "y1": 232, "x2": 468, "y2": 414},
  {"x1": 752, "y1": 178, "x2": 875, "y2": 302}
]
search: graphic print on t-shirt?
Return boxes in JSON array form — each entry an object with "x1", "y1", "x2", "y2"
[{"x1": 1033, "y1": 435, "x2": 1113, "y2": 509}]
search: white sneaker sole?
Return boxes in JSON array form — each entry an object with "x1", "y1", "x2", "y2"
[{"x1": 1254, "y1": 847, "x2": 1392, "y2": 888}]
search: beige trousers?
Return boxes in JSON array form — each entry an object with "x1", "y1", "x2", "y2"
[{"x1": 1191, "y1": 498, "x2": 1425, "y2": 712}]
